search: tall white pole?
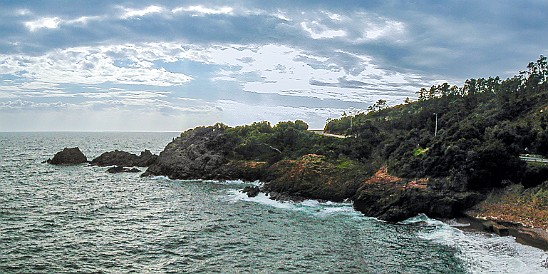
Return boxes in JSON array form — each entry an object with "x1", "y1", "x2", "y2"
[
  {"x1": 350, "y1": 116, "x2": 353, "y2": 133},
  {"x1": 434, "y1": 113, "x2": 438, "y2": 137}
]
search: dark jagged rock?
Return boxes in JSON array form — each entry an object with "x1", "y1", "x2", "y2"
[
  {"x1": 91, "y1": 149, "x2": 157, "y2": 167},
  {"x1": 241, "y1": 186, "x2": 260, "y2": 197},
  {"x1": 47, "y1": 147, "x2": 88, "y2": 165},
  {"x1": 142, "y1": 125, "x2": 237, "y2": 179},
  {"x1": 106, "y1": 166, "x2": 141, "y2": 173},
  {"x1": 352, "y1": 167, "x2": 483, "y2": 222}
]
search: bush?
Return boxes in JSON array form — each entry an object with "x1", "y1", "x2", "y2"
[{"x1": 522, "y1": 165, "x2": 548, "y2": 188}]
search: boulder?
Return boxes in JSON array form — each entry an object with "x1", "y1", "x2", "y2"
[
  {"x1": 106, "y1": 166, "x2": 141, "y2": 173},
  {"x1": 241, "y1": 186, "x2": 260, "y2": 197},
  {"x1": 47, "y1": 147, "x2": 88, "y2": 165},
  {"x1": 91, "y1": 149, "x2": 157, "y2": 167}
]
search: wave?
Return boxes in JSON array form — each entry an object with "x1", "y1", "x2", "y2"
[
  {"x1": 225, "y1": 189, "x2": 361, "y2": 218},
  {"x1": 402, "y1": 214, "x2": 548, "y2": 273}
]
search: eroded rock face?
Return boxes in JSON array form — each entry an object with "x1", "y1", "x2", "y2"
[
  {"x1": 91, "y1": 150, "x2": 157, "y2": 167},
  {"x1": 47, "y1": 147, "x2": 88, "y2": 165},
  {"x1": 352, "y1": 167, "x2": 482, "y2": 222},
  {"x1": 142, "y1": 125, "x2": 235, "y2": 179},
  {"x1": 262, "y1": 154, "x2": 364, "y2": 202}
]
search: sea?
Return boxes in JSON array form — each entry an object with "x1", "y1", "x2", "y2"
[{"x1": 1, "y1": 132, "x2": 547, "y2": 273}]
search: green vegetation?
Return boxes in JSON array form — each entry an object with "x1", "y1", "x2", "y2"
[
  {"x1": 412, "y1": 147, "x2": 429, "y2": 157},
  {"x1": 198, "y1": 56, "x2": 547, "y2": 194},
  {"x1": 224, "y1": 120, "x2": 345, "y2": 164},
  {"x1": 324, "y1": 55, "x2": 548, "y2": 191},
  {"x1": 471, "y1": 183, "x2": 548, "y2": 228}
]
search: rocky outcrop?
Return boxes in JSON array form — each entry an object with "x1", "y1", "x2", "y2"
[
  {"x1": 241, "y1": 186, "x2": 260, "y2": 197},
  {"x1": 352, "y1": 167, "x2": 482, "y2": 222},
  {"x1": 46, "y1": 147, "x2": 88, "y2": 165},
  {"x1": 91, "y1": 149, "x2": 157, "y2": 167},
  {"x1": 140, "y1": 124, "x2": 485, "y2": 223},
  {"x1": 263, "y1": 154, "x2": 364, "y2": 202},
  {"x1": 142, "y1": 125, "x2": 236, "y2": 179},
  {"x1": 106, "y1": 166, "x2": 141, "y2": 173},
  {"x1": 463, "y1": 215, "x2": 548, "y2": 251}
]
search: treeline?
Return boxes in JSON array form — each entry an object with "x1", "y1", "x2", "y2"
[
  {"x1": 325, "y1": 55, "x2": 548, "y2": 190},
  {"x1": 221, "y1": 120, "x2": 345, "y2": 164}
]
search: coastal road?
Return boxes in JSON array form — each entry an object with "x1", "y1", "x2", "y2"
[
  {"x1": 309, "y1": 130, "x2": 347, "y2": 139},
  {"x1": 519, "y1": 154, "x2": 548, "y2": 164}
]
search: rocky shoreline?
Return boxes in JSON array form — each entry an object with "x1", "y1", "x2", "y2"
[
  {"x1": 454, "y1": 215, "x2": 548, "y2": 251},
  {"x1": 45, "y1": 124, "x2": 548, "y2": 250}
]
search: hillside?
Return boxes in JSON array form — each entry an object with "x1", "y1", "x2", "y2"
[
  {"x1": 143, "y1": 56, "x2": 548, "y2": 227},
  {"x1": 325, "y1": 55, "x2": 548, "y2": 191}
]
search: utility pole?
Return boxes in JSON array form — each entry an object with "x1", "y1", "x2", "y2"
[
  {"x1": 433, "y1": 113, "x2": 438, "y2": 137},
  {"x1": 348, "y1": 108, "x2": 357, "y2": 137},
  {"x1": 350, "y1": 115, "x2": 353, "y2": 134}
]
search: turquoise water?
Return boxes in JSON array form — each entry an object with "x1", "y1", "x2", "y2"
[{"x1": 1, "y1": 132, "x2": 547, "y2": 273}]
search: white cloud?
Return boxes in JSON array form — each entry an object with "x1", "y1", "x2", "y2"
[
  {"x1": 66, "y1": 16, "x2": 103, "y2": 25},
  {"x1": 202, "y1": 44, "x2": 425, "y2": 103},
  {"x1": 361, "y1": 19, "x2": 406, "y2": 41},
  {"x1": 213, "y1": 99, "x2": 346, "y2": 129},
  {"x1": 0, "y1": 99, "x2": 67, "y2": 109},
  {"x1": 23, "y1": 15, "x2": 104, "y2": 32},
  {"x1": 322, "y1": 11, "x2": 343, "y2": 21},
  {"x1": 24, "y1": 17, "x2": 61, "y2": 31},
  {"x1": 172, "y1": 5, "x2": 233, "y2": 16},
  {"x1": 121, "y1": 5, "x2": 164, "y2": 19},
  {"x1": 0, "y1": 44, "x2": 193, "y2": 90},
  {"x1": 300, "y1": 21, "x2": 347, "y2": 39},
  {"x1": 296, "y1": 11, "x2": 406, "y2": 43},
  {"x1": 16, "y1": 9, "x2": 31, "y2": 16},
  {"x1": 0, "y1": 41, "x2": 430, "y2": 108}
]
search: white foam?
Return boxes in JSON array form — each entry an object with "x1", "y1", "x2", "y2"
[
  {"x1": 150, "y1": 177, "x2": 261, "y2": 187},
  {"x1": 414, "y1": 216, "x2": 548, "y2": 273},
  {"x1": 445, "y1": 218, "x2": 471, "y2": 227},
  {"x1": 226, "y1": 189, "x2": 295, "y2": 209},
  {"x1": 225, "y1": 189, "x2": 360, "y2": 217},
  {"x1": 151, "y1": 175, "x2": 170, "y2": 181}
]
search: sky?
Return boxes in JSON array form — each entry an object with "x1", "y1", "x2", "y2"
[{"x1": 0, "y1": 1, "x2": 547, "y2": 131}]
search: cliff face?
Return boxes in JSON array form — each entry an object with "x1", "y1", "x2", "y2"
[
  {"x1": 352, "y1": 167, "x2": 482, "y2": 222},
  {"x1": 263, "y1": 154, "x2": 364, "y2": 202},
  {"x1": 142, "y1": 125, "x2": 234, "y2": 180}
]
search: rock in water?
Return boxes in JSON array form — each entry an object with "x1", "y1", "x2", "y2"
[
  {"x1": 241, "y1": 186, "x2": 260, "y2": 197},
  {"x1": 106, "y1": 166, "x2": 141, "y2": 173},
  {"x1": 47, "y1": 147, "x2": 88, "y2": 165},
  {"x1": 91, "y1": 149, "x2": 157, "y2": 167},
  {"x1": 142, "y1": 125, "x2": 233, "y2": 179}
]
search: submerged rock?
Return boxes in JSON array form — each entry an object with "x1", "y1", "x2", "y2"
[
  {"x1": 241, "y1": 186, "x2": 260, "y2": 197},
  {"x1": 106, "y1": 166, "x2": 141, "y2": 173},
  {"x1": 91, "y1": 149, "x2": 157, "y2": 167},
  {"x1": 46, "y1": 147, "x2": 88, "y2": 165}
]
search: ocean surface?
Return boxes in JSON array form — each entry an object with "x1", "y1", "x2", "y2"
[{"x1": 1, "y1": 132, "x2": 547, "y2": 273}]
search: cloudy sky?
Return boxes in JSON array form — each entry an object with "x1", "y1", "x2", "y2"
[{"x1": 0, "y1": 0, "x2": 546, "y2": 131}]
